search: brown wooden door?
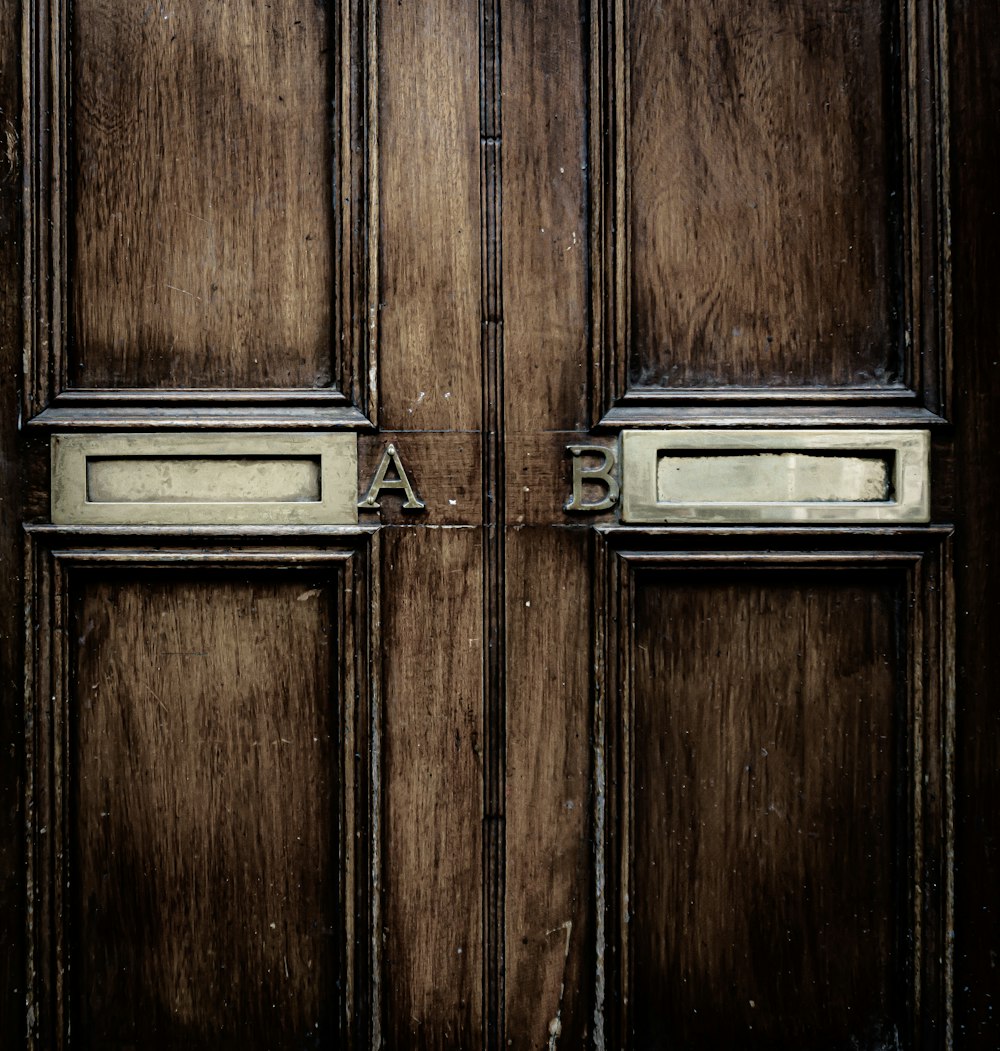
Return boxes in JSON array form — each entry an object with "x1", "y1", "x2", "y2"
[{"x1": 1, "y1": 1, "x2": 997, "y2": 1049}]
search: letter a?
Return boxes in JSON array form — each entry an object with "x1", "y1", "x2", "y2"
[{"x1": 359, "y1": 443, "x2": 426, "y2": 511}]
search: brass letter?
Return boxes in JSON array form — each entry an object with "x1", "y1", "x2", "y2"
[
  {"x1": 565, "y1": 444, "x2": 620, "y2": 512},
  {"x1": 359, "y1": 443, "x2": 426, "y2": 511}
]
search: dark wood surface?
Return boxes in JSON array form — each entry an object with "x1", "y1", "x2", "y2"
[
  {"x1": 379, "y1": 527, "x2": 484, "y2": 1047},
  {"x1": 628, "y1": 0, "x2": 894, "y2": 390},
  {"x1": 1, "y1": 1, "x2": 994, "y2": 1049},
  {"x1": 73, "y1": 574, "x2": 338, "y2": 1047},
  {"x1": 631, "y1": 572, "x2": 899, "y2": 1049},
  {"x1": 951, "y1": 0, "x2": 1000, "y2": 1045},
  {"x1": 70, "y1": 0, "x2": 335, "y2": 389},
  {"x1": 0, "y1": 0, "x2": 24, "y2": 1036}
]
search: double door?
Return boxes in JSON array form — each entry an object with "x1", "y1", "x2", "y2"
[{"x1": 1, "y1": 0, "x2": 996, "y2": 1047}]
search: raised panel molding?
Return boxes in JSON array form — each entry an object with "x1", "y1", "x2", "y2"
[
  {"x1": 23, "y1": 531, "x2": 382, "y2": 1049},
  {"x1": 588, "y1": 0, "x2": 952, "y2": 422},
  {"x1": 592, "y1": 527, "x2": 955, "y2": 1049},
  {"x1": 22, "y1": 0, "x2": 379, "y2": 420}
]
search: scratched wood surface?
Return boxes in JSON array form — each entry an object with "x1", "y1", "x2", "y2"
[
  {"x1": 630, "y1": 572, "x2": 899, "y2": 1048},
  {"x1": 72, "y1": 574, "x2": 338, "y2": 1047},
  {"x1": 2, "y1": 0, "x2": 992, "y2": 1048},
  {"x1": 70, "y1": 0, "x2": 334, "y2": 389},
  {"x1": 379, "y1": 527, "x2": 484, "y2": 1048},
  {"x1": 501, "y1": 0, "x2": 594, "y2": 1044},
  {"x1": 627, "y1": 0, "x2": 894, "y2": 389},
  {"x1": 378, "y1": 0, "x2": 481, "y2": 432}
]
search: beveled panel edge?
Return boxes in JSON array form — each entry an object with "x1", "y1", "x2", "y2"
[
  {"x1": 22, "y1": 532, "x2": 383, "y2": 1049},
  {"x1": 620, "y1": 429, "x2": 930, "y2": 525},
  {"x1": 590, "y1": 532, "x2": 955, "y2": 1048},
  {"x1": 595, "y1": 404, "x2": 948, "y2": 431},
  {"x1": 587, "y1": 0, "x2": 952, "y2": 420},
  {"x1": 27, "y1": 404, "x2": 375, "y2": 431},
  {"x1": 51, "y1": 432, "x2": 359, "y2": 526},
  {"x1": 20, "y1": 0, "x2": 380, "y2": 421}
]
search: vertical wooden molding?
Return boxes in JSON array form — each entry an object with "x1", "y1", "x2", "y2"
[
  {"x1": 587, "y1": 0, "x2": 952, "y2": 417},
  {"x1": 23, "y1": 0, "x2": 378, "y2": 413},
  {"x1": 900, "y1": 0, "x2": 951, "y2": 414},
  {"x1": 368, "y1": 529, "x2": 383, "y2": 1051},
  {"x1": 23, "y1": 539, "x2": 381, "y2": 1047},
  {"x1": 591, "y1": 529, "x2": 609, "y2": 1051},
  {"x1": 480, "y1": 0, "x2": 506, "y2": 1044},
  {"x1": 592, "y1": 530, "x2": 955, "y2": 1048},
  {"x1": 22, "y1": 0, "x2": 67, "y2": 419},
  {"x1": 337, "y1": 0, "x2": 381, "y2": 421}
]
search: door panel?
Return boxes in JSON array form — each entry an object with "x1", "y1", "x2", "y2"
[
  {"x1": 627, "y1": 0, "x2": 895, "y2": 390},
  {"x1": 73, "y1": 574, "x2": 338, "y2": 1047},
  {"x1": 71, "y1": 0, "x2": 335, "y2": 389},
  {"x1": 25, "y1": 544, "x2": 376, "y2": 1048},
  {"x1": 631, "y1": 572, "x2": 900, "y2": 1048},
  {"x1": 1, "y1": 0, "x2": 995, "y2": 1049},
  {"x1": 596, "y1": 537, "x2": 953, "y2": 1049}
]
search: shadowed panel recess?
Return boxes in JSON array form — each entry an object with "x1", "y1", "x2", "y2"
[
  {"x1": 628, "y1": 0, "x2": 895, "y2": 388},
  {"x1": 70, "y1": 0, "x2": 335, "y2": 388},
  {"x1": 630, "y1": 571, "x2": 901, "y2": 1049},
  {"x1": 72, "y1": 575, "x2": 338, "y2": 1048}
]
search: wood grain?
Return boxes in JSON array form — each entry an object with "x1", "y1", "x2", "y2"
[
  {"x1": 358, "y1": 433, "x2": 482, "y2": 526},
  {"x1": 504, "y1": 529, "x2": 592, "y2": 1046},
  {"x1": 378, "y1": 0, "x2": 481, "y2": 431},
  {"x1": 627, "y1": 0, "x2": 895, "y2": 389},
  {"x1": 380, "y1": 528, "x2": 483, "y2": 1047},
  {"x1": 70, "y1": 0, "x2": 334, "y2": 389},
  {"x1": 72, "y1": 573, "x2": 339, "y2": 1047},
  {"x1": 500, "y1": 6, "x2": 595, "y2": 1041},
  {"x1": 502, "y1": 0, "x2": 589, "y2": 434},
  {"x1": 629, "y1": 571, "x2": 900, "y2": 1048}
]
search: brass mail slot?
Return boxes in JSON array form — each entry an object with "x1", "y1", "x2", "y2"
[
  {"x1": 51, "y1": 433, "x2": 358, "y2": 525},
  {"x1": 620, "y1": 429, "x2": 930, "y2": 524}
]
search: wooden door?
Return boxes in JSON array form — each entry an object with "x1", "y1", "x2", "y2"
[{"x1": 0, "y1": 1, "x2": 996, "y2": 1048}]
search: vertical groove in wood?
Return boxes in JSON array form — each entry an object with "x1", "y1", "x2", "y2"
[
  {"x1": 592, "y1": 531, "x2": 608, "y2": 1051},
  {"x1": 53, "y1": 557, "x2": 67, "y2": 1048},
  {"x1": 363, "y1": 0, "x2": 380, "y2": 421},
  {"x1": 942, "y1": 537, "x2": 956, "y2": 1050},
  {"x1": 23, "y1": 535, "x2": 38, "y2": 1051},
  {"x1": 337, "y1": 0, "x2": 380, "y2": 419},
  {"x1": 479, "y1": 0, "x2": 505, "y2": 1043},
  {"x1": 368, "y1": 531, "x2": 383, "y2": 1051}
]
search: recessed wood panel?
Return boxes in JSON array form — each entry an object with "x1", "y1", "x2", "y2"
[
  {"x1": 629, "y1": 571, "x2": 901, "y2": 1048},
  {"x1": 70, "y1": 0, "x2": 334, "y2": 389},
  {"x1": 626, "y1": 0, "x2": 895, "y2": 389},
  {"x1": 72, "y1": 574, "x2": 338, "y2": 1047}
]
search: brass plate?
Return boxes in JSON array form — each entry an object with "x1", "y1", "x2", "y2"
[
  {"x1": 51, "y1": 432, "x2": 358, "y2": 525},
  {"x1": 620, "y1": 429, "x2": 930, "y2": 524}
]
